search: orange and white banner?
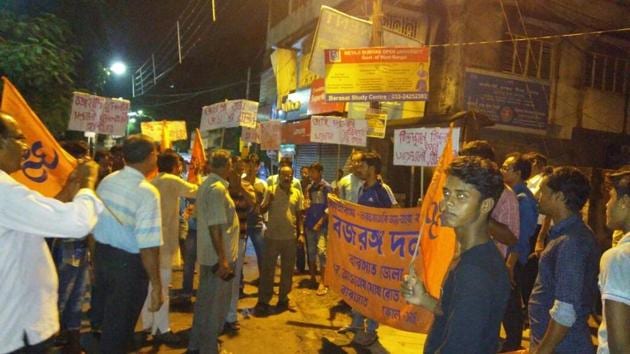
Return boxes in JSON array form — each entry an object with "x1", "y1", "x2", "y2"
[
  {"x1": 1, "y1": 77, "x2": 76, "y2": 197},
  {"x1": 326, "y1": 195, "x2": 433, "y2": 333}
]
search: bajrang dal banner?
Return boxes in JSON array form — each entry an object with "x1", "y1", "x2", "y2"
[
  {"x1": 325, "y1": 195, "x2": 433, "y2": 333},
  {"x1": 324, "y1": 47, "x2": 429, "y2": 102},
  {"x1": 1, "y1": 77, "x2": 77, "y2": 197}
]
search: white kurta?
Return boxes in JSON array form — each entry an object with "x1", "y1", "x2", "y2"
[{"x1": 0, "y1": 171, "x2": 103, "y2": 353}]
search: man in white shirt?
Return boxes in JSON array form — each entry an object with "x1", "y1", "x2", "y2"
[
  {"x1": 0, "y1": 112, "x2": 103, "y2": 353},
  {"x1": 597, "y1": 168, "x2": 630, "y2": 354},
  {"x1": 141, "y1": 150, "x2": 198, "y2": 344}
]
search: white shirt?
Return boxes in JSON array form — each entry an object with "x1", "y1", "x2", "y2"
[
  {"x1": 151, "y1": 172, "x2": 198, "y2": 268},
  {"x1": 0, "y1": 171, "x2": 103, "y2": 353},
  {"x1": 597, "y1": 232, "x2": 630, "y2": 354},
  {"x1": 337, "y1": 173, "x2": 362, "y2": 203}
]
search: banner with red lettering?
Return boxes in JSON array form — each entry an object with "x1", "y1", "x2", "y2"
[
  {"x1": 310, "y1": 116, "x2": 367, "y2": 146},
  {"x1": 1, "y1": 77, "x2": 77, "y2": 197},
  {"x1": 68, "y1": 92, "x2": 130, "y2": 135}
]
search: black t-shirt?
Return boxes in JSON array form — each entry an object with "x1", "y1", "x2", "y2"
[{"x1": 424, "y1": 240, "x2": 510, "y2": 354}]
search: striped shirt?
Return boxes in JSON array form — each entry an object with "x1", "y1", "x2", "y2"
[{"x1": 93, "y1": 166, "x2": 163, "y2": 254}]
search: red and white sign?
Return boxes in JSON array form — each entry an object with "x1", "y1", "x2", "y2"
[
  {"x1": 200, "y1": 99, "x2": 258, "y2": 131},
  {"x1": 68, "y1": 92, "x2": 130, "y2": 135},
  {"x1": 260, "y1": 121, "x2": 282, "y2": 150},
  {"x1": 310, "y1": 116, "x2": 367, "y2": 147},
  {"x1": 281, "y1": 119, "x2": 311, "y2": 145},
  {"x1": 308, "y1": 78, "x2": 345, "y2": 115},
  {"x1": 393, "y1": 127, "x2": 460, "y2": 166}
]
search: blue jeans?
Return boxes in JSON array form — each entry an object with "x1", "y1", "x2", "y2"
[
  {"x1": 248, "y1": 227, "x2": 264, "y2": 275},
  {"x1": 182, "y1": 229, "x2": 197, "y2": 296},
  {"x1": 351, "y1": 310, "x2": 378, "y2": 333},
  {"x1": 53, "y1": 240, "x2": 89, "y2": 331}
]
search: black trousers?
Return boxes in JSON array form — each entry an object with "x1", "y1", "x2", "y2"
[
  {"x1": 8, "y1": 334, "x2": 53, "y2": 354},
  {"x1": 91, "y1": 242, "x2": 149, "y2": 354},
  {"x1": 502, "y1": 262, "x2": 526, "y2": 349}
]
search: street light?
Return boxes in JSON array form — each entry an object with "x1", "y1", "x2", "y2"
[{"x1": 110, "y1": 61, "x2": 127, "y2": 76}]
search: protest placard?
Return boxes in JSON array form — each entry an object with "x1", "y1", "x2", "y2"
[
  {"x1": 241, "y1": 124, "x2": 261, "y2": 144},
  {"x1": 393, "y1": 127, "x2": 460, "y2": 166},
  {"x1": 310, "y1": 116, "x2": 367, "y2": 147},
  {"x1": 324, "y1": 47, "x2": 430, "y2": 102},
  {"x1": 68, "y1": 92, "x2": 130, "y2": 135},
  {"x1": 260, "y1": 120, "x2": 281, "y2": 150},
  {"x1": 200, "y1": 99, "x2": 259, "y2": 131},
  {"x1": 326, "y1": 195, "x2": 433, "y2": 333},
  {"x1": 141, "y1": 121, "x2": 188, "y2": 142}
]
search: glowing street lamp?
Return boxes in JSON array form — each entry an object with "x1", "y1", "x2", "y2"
[{"x1": 110, "y1": 61, "x2": 127, "y2": 76}]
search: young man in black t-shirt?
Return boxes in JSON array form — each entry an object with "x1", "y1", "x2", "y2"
[{"x1": 402, "y1": 156, "x2": 511, "y2": 353}]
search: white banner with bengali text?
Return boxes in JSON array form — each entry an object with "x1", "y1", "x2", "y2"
[
  {"x1": 68, "y1": 92, "x2": 130, "y2": 135},
  {"x1": 310, "y1": 116, "x2": 367, "y2": 147},
  {"x1": 393, "y1": 127, "x2": 460, "y2": 166},
  {"x1": 200, "y1": 99, "x2": 259, "y2": 131}
]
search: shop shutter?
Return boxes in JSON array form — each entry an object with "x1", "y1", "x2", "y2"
[
  {"x1": 319, "y1": 144, "x2": 353, "y2": 183},
  {"x1": 295, "y1": 144, "x2": 319, "y2": 179}
]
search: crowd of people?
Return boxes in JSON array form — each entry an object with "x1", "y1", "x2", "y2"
[{"x1": 0, "y1": 109, "x2": 628, "y2": 354}]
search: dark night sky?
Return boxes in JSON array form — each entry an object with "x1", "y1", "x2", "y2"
[{"x1": 103, "y1": 0, "x2": 268, "y2": 125}]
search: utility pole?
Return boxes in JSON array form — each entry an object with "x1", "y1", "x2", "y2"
[
  {"x1": 368, "y1": 0, "x2": 384, "y2": 145},
  {"x1": 246, "y1": 66, "x2": 252, "y2": 99}
]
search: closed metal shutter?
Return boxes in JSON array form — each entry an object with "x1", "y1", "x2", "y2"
[
  {"x1": 319, "y1": 144, "x2": 352, "y2": 183},
  {"x1": 295, "y1": 144, "x2": 319, "y2": 178}
]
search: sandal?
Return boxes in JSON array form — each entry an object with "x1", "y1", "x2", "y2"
[{"x1": 316, "y1": 285, "x2": 329, "y2": 296}]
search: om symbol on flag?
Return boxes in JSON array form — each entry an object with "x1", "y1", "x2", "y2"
[
  {"x1": 21, "y1": 141, "x2": 59, "y2": 183},
  {"x1": 424, "y1": 201, "x2": 442, "y2": 239}
]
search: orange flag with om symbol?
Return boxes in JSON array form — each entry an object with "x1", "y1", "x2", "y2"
[
  {"x1": 419, "y1": 125, "x2": 457, "y2": 297},
  {"x1": 1, "y1": 77, "x2": 77, "y2": 197}
]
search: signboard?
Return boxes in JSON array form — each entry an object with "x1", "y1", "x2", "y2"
[
  {"x1": 393, "y1": 127, "x2": 461, "y2": 166},
  {"x1": 260, "y1": 120, "x2": 282, "y2": 150},
  {"x1": 309, "y1": 6, "x2": 422, "y2": 77},
  {"x1": 68, "y1": 92, "x2": 130, "y2": 135},
  {"x1": 141, "y1": 121, "x2": 188, "y2": 142},
  {"x1": 325, "y1": 195, "x2": 433, "y2": 333},
  {"x1": 365, "y1": 108, "x2": 388, "y2": 139},
  {"x1": 308, "y1": 78, "x2": 345, "y2": 115},
  {"x1": 281, "y1": 88, "x2": 310, "y2": 121},
  {"x1": 281, "y1": 119, "x2": 311, "y2": 145},
  {"x1": 464, "y1": 68, "x2": 549, "y2": 130},
  {"x1": 324, "y1": 47, "x2": 429, "y2": 102},
  {"x1": 200, "y1": 99, "x2": 259, "y2": 131},
  {"x1": 241, "y1": 124, "x2": 261, "y2": 144},
  {"x1": 310, "y1": 116, "x2": 367, "y2": 147}
]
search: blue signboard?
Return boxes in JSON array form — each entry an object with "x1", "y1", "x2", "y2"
[{"x1": 464, "y1": 69, "x2": 549, "y2": 130}]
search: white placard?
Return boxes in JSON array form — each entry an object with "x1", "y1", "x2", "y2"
[
  {"x1": 241, "y1": 124, "x2": 261, "y2": 144},
  {"x1": 310, "y1": 116, "x2": 367, "y2": 147},
  {"x1": 68, "y1": 92, "x2": 130, "y2": 135},
  {"x1": 200, "y1": 99, "x2": 258, "y2": 131},
  {"x1": 260, "y1": 121, "x2": 282, "y2": 150},
  {"x1": 393, "y1": 127, "x2": 461, "y2": 166}
]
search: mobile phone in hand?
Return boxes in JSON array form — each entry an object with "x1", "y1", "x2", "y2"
[{"x1": 211, "y1": 263, "x2": 235, "y2": 281}]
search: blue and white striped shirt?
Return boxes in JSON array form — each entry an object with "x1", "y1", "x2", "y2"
[{"x1": 93, "y1": 166, "x2": 163, "y2": 253}]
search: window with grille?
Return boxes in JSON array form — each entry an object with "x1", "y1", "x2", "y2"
[
  {"x1": 583, "y1": 53, "x2": 629, "y2": 94},
  {"x1": 501, "y1": 34, "x2": 552, "y2": 80}
]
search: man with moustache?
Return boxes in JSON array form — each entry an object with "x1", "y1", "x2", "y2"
[
  {"x1": 0, "y1": 112, "x2": 103, "y2": 353},
  {"x1": 402, "y1": 156, "x2": 510, "y2": 353}
]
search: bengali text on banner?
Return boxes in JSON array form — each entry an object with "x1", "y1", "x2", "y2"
[{"x1": 325, "y1": 195, "x2": 433, "y2": 333}]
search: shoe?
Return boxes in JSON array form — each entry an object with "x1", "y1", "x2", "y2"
[
  {"x1": 276, "y1": 300, "x2": 297, "y2": 313},
  {"x1": 253, "y1": 302, "x2": 271, "y2": 317},
  {"x1": 352, "y1": 330, "x2": 378, "y2": 346},
  {"x1": 154, "y1": 330, "x2": 181, "y2": 345},
  {"x1": 250, "y1": 278, "x2": 260, "y2": 286},
  {"x1": 185, "y1": 350, "x2": 200, "y2": 354},
  {"x1": 222, "y1": 321, "x2": 240, "y2": 334}
]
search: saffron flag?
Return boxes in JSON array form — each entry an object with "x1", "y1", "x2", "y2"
[
  {"x1": 419, "y1": 125, "x2": 457, "y2": 297},
  {"x1": 187, "y1": 128, "x2": 206, "y2": 184},
  {"x1": 1, "y1": 77, "x2": 77, "y2": 197},
  {"x1": 325, "y1": 195, "x2": 433, "y2": 332}
]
